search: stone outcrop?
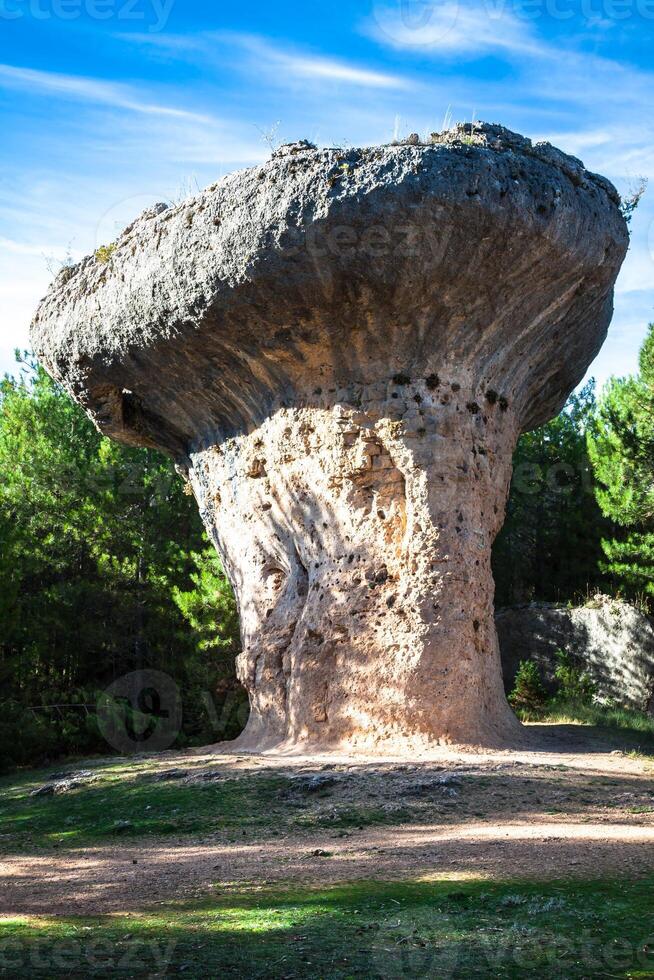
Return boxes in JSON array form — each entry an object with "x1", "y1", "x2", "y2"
[
  {"x1": 31, "y1": 123, "x2": 629, "y2": 751},
  {"x1": 497, "y1": 598, "x2": 654, "y2": 713}
]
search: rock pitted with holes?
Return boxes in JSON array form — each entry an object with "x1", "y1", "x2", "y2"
[{"x1": 31, "y1": 123, "x2": 629, "y2": 750}]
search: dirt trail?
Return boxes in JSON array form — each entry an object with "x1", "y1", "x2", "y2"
[{"x1": 2, "y1": 724, "x2": 653, "y2": 917}]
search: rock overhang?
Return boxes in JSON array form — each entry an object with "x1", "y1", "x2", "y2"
[{"x1": 31, "y1": 123, "x2": 629, "y2": 461}]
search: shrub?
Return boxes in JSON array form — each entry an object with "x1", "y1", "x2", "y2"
[
  {"x1": 509, "y1": 660, "x2": 546, "y2": 712},
  {"x1": 94, "y1": 243, "x2": 116, "y2": 264},
  {"x1": 553, "y1": 649, "x2": 596, "y2": 704}
]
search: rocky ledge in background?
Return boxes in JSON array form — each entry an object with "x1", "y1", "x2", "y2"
[
  {"x1": 31, "y1": 123, "x2": 628, "y2": 751},
  {"x1": 497, "y1": 596, "x2": 654, "y2": 713}
]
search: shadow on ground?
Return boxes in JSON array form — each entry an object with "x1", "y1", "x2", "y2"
[{"x1": 2, "y1": 876, "x2": 654, "y2": 978}]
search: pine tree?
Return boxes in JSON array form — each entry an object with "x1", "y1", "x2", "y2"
[
  {"x1": 0, "y1": 354, "x2": 242, "y2": 768},
  {"x1": 493, "y1": 382, "x2": 610, "y2": 606},
  {"x1": 588, "y1": 324, "x2": 654, "y2": 604}
]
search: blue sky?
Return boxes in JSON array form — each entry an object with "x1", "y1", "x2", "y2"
[{"x1": 1, "y1": 0, "x2": 652, "y2": 388}]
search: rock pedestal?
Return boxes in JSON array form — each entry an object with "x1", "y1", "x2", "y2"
[
  {"x1": 31, "y1": 124, "x2": 629, "y2": 750},
  {"x1": 192, "y1": 385, "x2": 519, "y2": 748}
]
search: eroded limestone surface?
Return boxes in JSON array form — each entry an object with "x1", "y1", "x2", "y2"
[
  {"x1": 193, "y1": 380, "x2": 519, "y2": 748},
  {"x1": 31, "y1": 124, "x2": 629, "y2": 750}
]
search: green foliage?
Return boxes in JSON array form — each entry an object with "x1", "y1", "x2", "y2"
[
  {"x1": 508, "y1": 660, "x2": 546, "y2": 712},
  {"x1": 94, "y1": 243, "x2": 116, "y2": 264},
  {"x1": 588, "y1": 323, "x2": 654, "y2": 607},
  {"x1": 493, "y1": 382, "x2": 611, "y2": 606},
  {"x1": 510, "y1": 650, "x2": 596, "y2": 721},
  {"x1": 172, "y1": 547, "x2": 247, "y2": 741},
  {"x1": 0, "y1": 354, "x2": 243, "y2": 770},
  {"x1": 552, "y1": 650, "x2": 596, "y2": 705},
  {"x1": 173, "y1": 548, "x2": 239, "y2": 657}
]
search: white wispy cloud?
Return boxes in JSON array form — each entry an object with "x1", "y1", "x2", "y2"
[
  {"x1": 119, "y1": 30, "x2": 414, "y2": 91},
  {"x1": 0, "y1": 250, "x2": 54, "y2": 374},
  {"x1": 540, "y1": 125, "x2": 653, "y2": 184},
  {"x1": 100, "y1": 112, "x2": 269, "y2": 167},
  {"x1": 614, "y1": 225, "x2": 654, "y2": 297},
  {"x1": 231, "y1": 34, "x2": 414, "y2": 89},
  {"x1": 365, "y1": 2, "x2": 544, "y2": 56},
  {"x1": 0, "y1": 63, "x2": 212, "y2": 122},
  {"x1": 515, "y1": 49, "x2": 654, "y2": 186}
]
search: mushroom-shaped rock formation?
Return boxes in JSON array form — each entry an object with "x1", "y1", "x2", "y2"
[{"x1": 32, "y1": 124, "x2": 628, "y2": 751}]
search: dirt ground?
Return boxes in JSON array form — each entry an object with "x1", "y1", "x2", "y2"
[{"x1": 2, "y1": 723, "x2": 654, "y2": 917}]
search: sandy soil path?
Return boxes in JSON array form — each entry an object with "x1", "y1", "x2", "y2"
[{"x1": 2, "y1": 724, "x2": 653, "y2": 917}]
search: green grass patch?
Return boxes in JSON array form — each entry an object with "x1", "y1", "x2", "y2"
[
  {"x1": 519, "y1": 700, "x2": 654, "y2": 755},
  {"x1": 2, "y1": 877, "x2": 654, "y2": 977},
  {"x1": 0, "y1": 763, "x2": 439, "y2": 853},
  {"x1": 0, "y1": 762, "x2": 291, "y2": 852}
]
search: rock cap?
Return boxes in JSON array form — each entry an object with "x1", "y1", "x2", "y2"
[{"x1": 32, "y1": 123, "x2": 628, "y2": 459}]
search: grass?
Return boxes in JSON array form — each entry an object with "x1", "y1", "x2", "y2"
[
  {"x1": 0, "y1": 762, "x2": 424, "y2": 854},
  {"x1": 2, "y1": 877, "x2": 654, "y2": 978},
  {"x1": 0, "y1": 761, "x2": 291, "y2": 852},
  {"x1": 518, "y1": 700, "x2": 654, "y2": 755}
]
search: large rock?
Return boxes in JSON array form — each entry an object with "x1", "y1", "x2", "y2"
[
  {"x1": 497, "y1": 597, "x2": 654, "y2": 712},
  {"x1": 31, "y1": 123, "x2": 628, "y2": 751}
]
